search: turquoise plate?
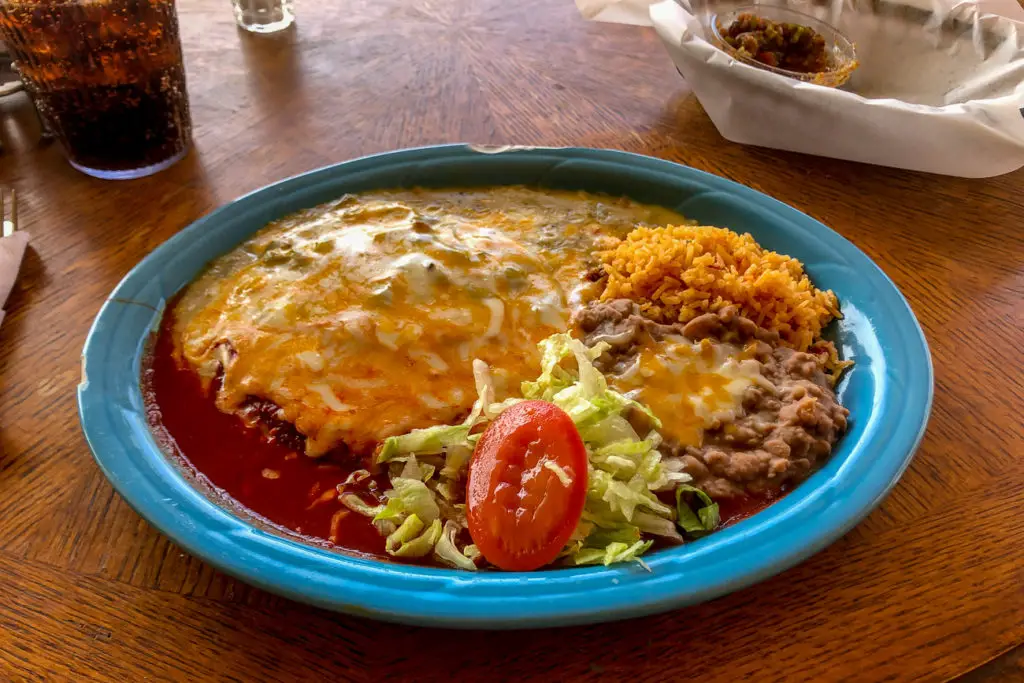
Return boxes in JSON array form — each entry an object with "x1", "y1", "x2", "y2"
[{"x1": 78, "y1": 145, "x2": 933, "y2": 628}]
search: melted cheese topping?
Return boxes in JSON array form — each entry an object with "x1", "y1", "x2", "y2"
[
  {"x1": 173, "y1": 187, "x2": 684, "y2": 456},
  {"x1": 609, "y1": 336, "x2": 762, "y2": 447}
]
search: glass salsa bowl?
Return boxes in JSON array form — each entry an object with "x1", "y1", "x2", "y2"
[{"x1": 709, "y1": 5, "x2": 859, "y2": 88}]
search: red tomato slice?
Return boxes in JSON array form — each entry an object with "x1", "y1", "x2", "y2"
[{"x1": 466, "y1": 400, "x2": 588, "y2": 571}]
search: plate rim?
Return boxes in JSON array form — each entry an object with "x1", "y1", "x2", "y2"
[{"x1": 77, "y1": 143, "x2": 934, "y2": 628}]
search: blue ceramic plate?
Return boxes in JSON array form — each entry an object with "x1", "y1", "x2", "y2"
[{"x1": 78, "y1": 145, "x2": 932, "y2": 629}]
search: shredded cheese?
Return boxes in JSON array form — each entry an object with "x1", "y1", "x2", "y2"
[{"x1": 172, "y1": 187, "x2": 686, "y2": 456}]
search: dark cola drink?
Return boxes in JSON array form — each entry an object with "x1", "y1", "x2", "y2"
[{"x1": 0, "y1": 0, "x2": 192, "y2": 179}]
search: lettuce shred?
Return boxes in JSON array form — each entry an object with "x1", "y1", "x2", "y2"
[{"x1": 676, "y1": 484, "x2": 721, "y2": 534}]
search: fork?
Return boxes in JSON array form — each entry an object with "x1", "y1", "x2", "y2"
[{"x1": 1, "y1": 188, "x2": 16, "y2": 237}]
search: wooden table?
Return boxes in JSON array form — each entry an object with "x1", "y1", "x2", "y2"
[{"x1": 1, "y1": 1, "x2": 1022, "y2": 680}]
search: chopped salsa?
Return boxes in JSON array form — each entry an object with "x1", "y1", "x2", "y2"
[{"x1": 722, "y1": 12, "x2": 830, "y2": 73}]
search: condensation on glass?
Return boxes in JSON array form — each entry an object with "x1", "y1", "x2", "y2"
[
  {"x1": 0, "y1": 0, "x2": 192, "y2": 180},
  {"x1": 232, "y1": 0, "x2": 295, "y2": 34}
]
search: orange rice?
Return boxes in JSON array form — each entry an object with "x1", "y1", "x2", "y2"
[{"x1": 599, "y1": 224, "x2": 841, "y2": 353}]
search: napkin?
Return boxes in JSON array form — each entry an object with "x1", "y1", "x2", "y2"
[
  {"x1": 0, "y1": 231, "x2": 29, "y2": 327},
  {"x1": 576, "y1": 0, "x2": 1024, "y2": 177}
]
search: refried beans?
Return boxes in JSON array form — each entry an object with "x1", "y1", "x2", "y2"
[{"x1": 575, "y1": 299, "x2": 849, "y2": 499}]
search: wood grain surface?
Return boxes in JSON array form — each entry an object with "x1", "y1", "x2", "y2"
[{"x1": 1, "y1": 1, "x2": 1022, "y2": 681}]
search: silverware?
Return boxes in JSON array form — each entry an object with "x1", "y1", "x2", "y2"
[{"x1": 1, "y1": 188, "x2": 17, "y2": 237}]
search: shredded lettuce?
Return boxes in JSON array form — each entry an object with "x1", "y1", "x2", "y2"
[
  {"x1": 338, "y1": 469, "x2": 371, "y2": 488},
  {"x1": 588, "y1": 469, "x2": 674, "y2": 521},
  {"x1": 652, "y1": 455, "x2": 692, "y2": 492},
  {"x1": 433, "y1": 479, "x2": 457, "y2": 502},
  {"x1": 463, "y1": 359, "x2": 495, "y2": 427},
  {"x1": 374, "y1": 477, "x2": 440, "y2": 526},
  {"x1": 577, "y1": 414, "x2": 640, "y2": 445},
  {"x1": 339, "y1": 493, "x2": 383, "y2": 518},
  {"x1": 386, "y1": 515, "x2": 443, "y2": 557},
  {"x1": 573, "y1": 539, "x2": 654, "y2": 567},
  {"x1": 385, "y1": 514, "x2": 423, "y2": 551},
  {"x1": 398, "y1": 456, "x2": 435, "y2": 483},
  {"x1": 593, "y1": 438, "x2": 655, "y2": 458},
  {"x1": 434, "y1": 521, "x2": 477, "y2": 570},
  {"x1": 520, "y1": 334, "x2": 579, "y2": 400},
  {"x1": 676, "y1": 484, "x2": 721, "y2": 533},
  {"x1": 632, "y1": 510, "x2": 684, "y2": 541},
  {"x1": 484, "y1": 397, "x2": 524, "y2": 420},
  {"x1": 376, "y1": 424, "x2": 471, "y2": 463},
  {"x1": 440, "y1": 445, "x2": 472, "y2": 480},
  {"x1": 526, "y1": 333, "x2": 661, "y2": 432},
  {"x1": 543, "y1": 460, "x2": 573, "y2": 487},
  {"x1": 451, "y1": 503, "x2": 468, "y2": 528},
  {"x1": 585, "y1": 525, "x2": 642, "y2": 547}
]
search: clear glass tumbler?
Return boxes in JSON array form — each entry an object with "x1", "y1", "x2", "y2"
[
  {"x1": 0, "y1": 0, "x2": 192, "y2": 180},
  {"x1": 232, "y1": 0, "x2": 295, "y2": 34}
]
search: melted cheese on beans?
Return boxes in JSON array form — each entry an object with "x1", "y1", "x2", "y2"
[
  {"x1": 609, "y1": 337, "x2": 763, "y2": 447},
  {"x1": 172, "y1": 187, "x2": 684, "y2": 456}
]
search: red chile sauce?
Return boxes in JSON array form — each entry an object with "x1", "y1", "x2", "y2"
[
  {"x1": 144, "y1": 309, "x2": 775, "y2": 567},
  {"x1": 144, "y1": 310, "x2": 390, "y2": 558}
]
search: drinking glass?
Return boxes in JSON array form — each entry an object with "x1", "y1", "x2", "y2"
[
  {"x1": 232, "y1": 0, "x2": 295, "y2": 34},
  {"x1": 0, "y1": 0, "x2": 192, "y2": 180}
]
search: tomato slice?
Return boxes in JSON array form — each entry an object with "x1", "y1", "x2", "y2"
[{"x1": 466, "y1": 400, "x2": 588, "y2": 571}]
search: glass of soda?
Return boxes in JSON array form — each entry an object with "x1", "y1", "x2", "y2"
[{"x1": 0, "y1": 0, "x2": 192, "y2": 180}]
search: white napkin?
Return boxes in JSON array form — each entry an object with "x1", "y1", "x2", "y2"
[{"x1": 0, "y1": 231, "x2": 29, "y2": 327}]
